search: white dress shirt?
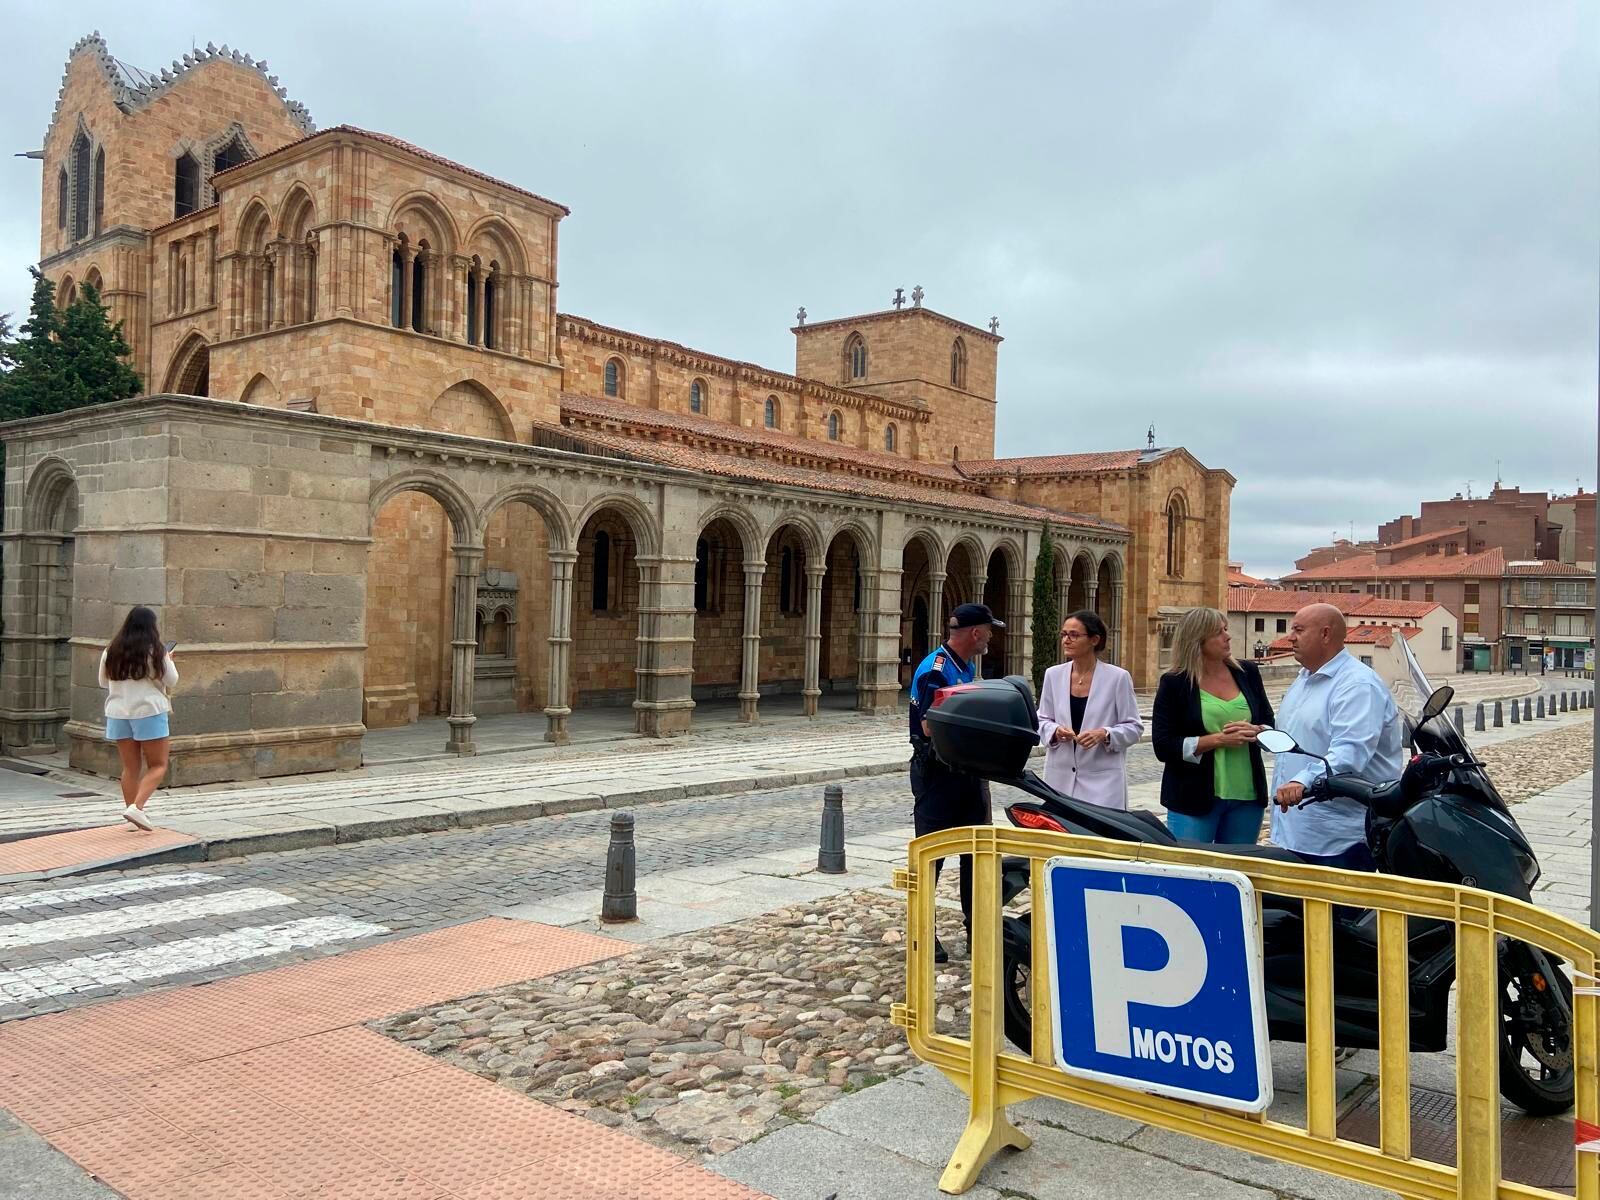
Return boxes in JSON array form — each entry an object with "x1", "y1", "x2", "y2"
[{"x1": 1269, "y1": 649, "x2": 1404, "y2": 856}]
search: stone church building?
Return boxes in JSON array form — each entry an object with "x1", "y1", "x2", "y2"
[{"x1": 0, "y1": 35, "x2": 1233, "y2": 784}]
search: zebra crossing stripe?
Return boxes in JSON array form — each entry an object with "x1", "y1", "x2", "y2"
[
  {"x1": 0, "y1": 915, "x2": 390, "y2": 1002},
  {"x1": 0, "y1": 872, "x2": 223, "y2": 914},
  {"x1": 0, "y1": 888, "x2": 298, "y2": 951}
]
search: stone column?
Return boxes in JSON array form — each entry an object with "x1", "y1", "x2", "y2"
[
  {"x1": 206, "y1": 228, "x2": 219, "y2": 307},
  {"x1": 1111, "y1": 581, "x2": 1126, "y2": 666},
  {"x1": 543, "y1": 549, "x2": 577, "y2": 743},
  {"x1": 472, "y1": 270, "x2": 487, "y2": 347},
  {"x1": 1086, "y1": 580, "x2": 1100, "y2": 625},
  {"x1": 226, "y1": 253, "x2": 244, "y2": 335},
  {"x1": 928, "y1": 568, "x2": 947, "y2": 633},
  {"x1": 974, "y1": 571, "x2": 987, "y2": 607},
  {"x1": 447, "y1": 256, "x2": 469, "y2": 341},
  {"x1": 1010, "y1": 575, "x2": 1033, "y2": 680},
  {"x1": 633, "y1": 539, "x2": 697, "y2": 737},
  {"x1": 268, "y1": 245, "x2": 286, "y2": 330},
  {"x1": 802, "y1": 564, "x2": 827, "y2": 716},
  {"x1": 444, "y1": 543, "x2": 483, "y2": 755},
  {"x1": 399, "y1": 244, "x2": 414, "y2": 330},
  {"x1": 738, "y1": 559, "x2": 765, "y2": 722}
]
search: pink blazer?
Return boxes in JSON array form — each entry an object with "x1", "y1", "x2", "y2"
[{"x1": 1036, "y1": 661, "x2": 1144, "y2": 810}]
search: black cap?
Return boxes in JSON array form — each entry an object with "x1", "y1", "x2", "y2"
[{"x1": 949, "y1": 603, "x2": 1005, "y2": 630}]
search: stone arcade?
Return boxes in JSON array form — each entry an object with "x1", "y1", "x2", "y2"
[{"x1": 0, "y1": 35, "x2": 1233, "y2": 784}]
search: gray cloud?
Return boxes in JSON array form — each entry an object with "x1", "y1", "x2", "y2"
[{"x1": 3, "y1": 0, "x2": 1593, "y2": 575}]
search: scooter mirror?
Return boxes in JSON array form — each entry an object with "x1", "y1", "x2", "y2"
[
  {"x1": 1256, "y1": 728, "x2": 1298, "y2": 755},
  {"x1": 1419, "y1": 685, "x2": 1455, "y2": 723}
]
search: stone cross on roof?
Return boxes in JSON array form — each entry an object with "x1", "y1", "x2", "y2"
[
  {"x1": 911, "y1": 285, "x2": 924, "y2": 308},
  {"x1": 1147, "y1": 424, "x2": 1156, "y2": 449},
  {"x1": 892, "y1": 288, "x2": 905, "y2": 310},
  {"x1": 796, "y1": 306, "x2": 806, "y2": 326},
  {"x1": 988, "y1": 316, "x2": 1000, "y2": 334}
]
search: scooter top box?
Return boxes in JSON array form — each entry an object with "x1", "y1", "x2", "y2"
[{"x1": 924, "y1": 676, "x2": 1040, "y2": 777}]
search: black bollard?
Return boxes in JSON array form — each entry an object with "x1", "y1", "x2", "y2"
[
  {"x1": 1492, "y1": 700, "x2": 1503, "y2": 728},
  {"x1": 1536, "y1": 695, "x2": 1546, "y2": 719},
  {"x1": 1473, "y1": 702, "x2": 1485, "y2": 732},
  {"x1": 817, "y1": 783, "x2": 847, "y2": 874},
  {"x1": 1524, "y1": 697, "x2": 1533, "y2": 722},
  {"x1": 1509, "y1": 698, "x2": 1520, "y2": 724},
  {"x1": 1562, "y1": 692, "x2": 1570, "y2": 713},
  {"x1": 1452, "y1": 705, "x2": 1464, "y2": 734},
  {"x1": 601, "y1": 810, "x2": 638, "y2": 923}
]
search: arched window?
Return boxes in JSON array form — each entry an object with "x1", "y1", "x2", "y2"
[
  {"x1": 57, "y1": 169, "x2": 68, "y2": 230},
  {"x1": 950, "y1": 337, "x2": 967, "y2": 388},
  {"x1": 1166, "y1": 494, "x2": 1188, "y2": 578},
  {"x1": 263, "y1": 258, "x2": 275, "y2": 328},
  {"x1": 593, "y1": 530, "x2": 612, "y2": 611},
  {"x1": 93, "y1": 149, "x2": 105, "y2": 236},
  {"x1": 174, "y1": 151, "x2": 200, "y2": 219},
  {"x1": 391, "y1": 249, "x2": 405, "y2": 328},
  {"x1": 212, "y1": 132, "x2": 250, "y2": 177},
  {"x1": 465, "y1": 267, "x2": 479, "y2": 344},
  {"x1": 764, "y1": 396, "x2": 778, "y2": 428},
  {"x1": 71, "y1": 131, "x2": 92, "y2": 241},
  {"x1": 483, "y1": 275, "x2": 496, "y2": 349},
  {"x1": 690, "y1": 379, "x2": 705, "y2": 415},
  {"x1": 304, "y1": 235, "x2": 318, "y2": 321},
  {"x1": 604, "y1": 358, "x2": 623, "y2": 398},
  {"x1": 410, "y1": 252, "x2": 427, "y2": 333},
  {"x1": 884, "y1": 423, "x2": 897, "y2": 453},
  {"x1": 845, "y1": 334, "x2": 867, "y2": 381},
  {"x1": 827, "y1": 411, "x2": 841, "y2": 441}
]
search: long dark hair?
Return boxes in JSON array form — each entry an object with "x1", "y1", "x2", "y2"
[
  {"x1": 105, "y1": 606, "x2": 165, "y2": 682},
  {"x1": 1063, "y1": 609, "x2": 1108, "y2": 655}
]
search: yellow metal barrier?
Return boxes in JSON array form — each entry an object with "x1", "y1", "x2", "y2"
[{"x1": 890, "y1": 826, "x2": 1600, "y2": 1199}]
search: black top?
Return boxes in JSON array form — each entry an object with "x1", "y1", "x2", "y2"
[
  {"x1": 1150, "y1": 660, "x2": 1276, "y2": 817},
  {"x1": 1069, "y1": 692, "x2": 1088, "y2": 735}
]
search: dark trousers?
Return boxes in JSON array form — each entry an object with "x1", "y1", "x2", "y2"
[{"x1": 910, "y1": 749, "x2": 991, "y2": 930}]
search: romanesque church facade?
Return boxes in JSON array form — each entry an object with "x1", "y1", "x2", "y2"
[{"x1": 1, "y1": 36, "x2": 1232, "y2": 783}]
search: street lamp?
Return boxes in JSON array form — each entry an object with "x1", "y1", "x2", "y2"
[{"x1": 1254, "y1": 640, "x2": 1267, "y2": 660}]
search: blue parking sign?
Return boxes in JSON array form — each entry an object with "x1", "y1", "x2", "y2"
[{"x1": 1043, "y1": 856, "x2": 1272, "y2": 1113}]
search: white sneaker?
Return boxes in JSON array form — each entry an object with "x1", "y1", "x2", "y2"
[{"x1": 123, "y1": 806, "x2": 153, "y2": 832}]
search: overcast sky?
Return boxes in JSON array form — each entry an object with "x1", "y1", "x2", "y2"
[{"x1": 4, "y1": 1, "x2": 1595, "y2": 576}]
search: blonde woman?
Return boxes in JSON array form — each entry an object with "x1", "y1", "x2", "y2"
[{"x1": 1150, "y1": 607, "x2": 1274, "y2": 843}]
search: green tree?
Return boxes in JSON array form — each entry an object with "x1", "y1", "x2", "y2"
[
  {"x1": 1031, "y1": 526, "x2": 1059, "y2": 696},
  {"x1": 0, "y1": 269, "x2": 140, "y2": 422}
]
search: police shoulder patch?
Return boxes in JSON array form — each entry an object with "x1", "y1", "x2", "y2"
[{"x1": 933, "y1": 655, "x2": 946, "y2": 669}]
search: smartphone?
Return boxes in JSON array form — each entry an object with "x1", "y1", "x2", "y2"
[{"x1": 164, "y1": 641, "x2": 178, "y2": 653}]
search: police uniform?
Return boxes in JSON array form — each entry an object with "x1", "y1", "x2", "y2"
[{"x1": 908, "y1": 605, "x2": 1000, "y2": 948}]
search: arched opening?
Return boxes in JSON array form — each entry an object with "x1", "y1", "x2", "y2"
[
  {"x1": 818, "y1": 529, "x2": 866, "y2": 708},
  {"x1": 572, "y1": 507, "x2": 643, "y2": 717},
  {"x1": 1097, "y1": 556, "x2": 1118, "y2": 663},
  {"x1": 482, "y1": 271, "x2": 497, "y2": 349},
  {"x1": 764, "y1": 396, "x2": 779, "y2": 429},
  {"x1": 411, "y1": 244, "x2": 429, "y2": 333},
  {"x1": 1067, "y1": 552, "x2": 1093, "y2": 614},
  {"x1": 2, "y1": 469, "x2": 80, "y2": 755},
  {"x1": 944, "y1": 540, "x2": 981, "y2": 621},
  {"x1": 165, "y1": 335, "x2": 210, "y2": 397},
  {"x1": 604, "y1": 358, "x2": 624, "y2": 398},
  {"x1": 363, "y1": 488, "x2": 458, "y2": 730},
  {"x1": 981, "y1": 546, "x2": 1013, "y2": 678},
  {"x1": 470, "y1": 495, "x2": 557, "y2": 724},
  {"x1": 760, "y1": 524, "x2": 812, "y2": 706},
  {"x1": 212, "y1": 130, "x2": 251, "y2": 177},
  {"x1": 57, "y1": 168, "x2": 68, "y2": 230},
  {"x1": 690, "y1": 518, "x2": 744, "y2": 706},
  {"x1": 884, "y1": 423, "x2": 897, "y2": 454},
  {"x1": 174, "y1": 151, "x2": 200, "y2": 219},
  {"x1": 1166, "y1": 492, "x2": 1188, "y2": 578},
  {"x1": 950, "y1": 337, "x2": 967, "y2": 389},
  {"x1": 93, "y1": 149, "x2": 105, "y2": 237},
  {"x1": 690, "y1": 378, "x2": 705, "y2": 415},
  {"x1": 898, "y1": 533, "x2": 938, "y2": 690},
  {"x1": 844, "y1": 333, "x2": 867, "y2": 381},
  {"x1": 392, "y1": 247, "x2": 406, "y2": 328},
  {"x1": 58, "y1": 276, "x2": 77, "y2": 310},
  {"x1": 827, "y1": 411, "x2": 841, "y2": 441},
  {"x1": 71, "y1": 130, "x2": 92, "y2": 241}
]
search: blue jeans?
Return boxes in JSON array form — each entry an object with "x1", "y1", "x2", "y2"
[
  {"x1": 1291, "y1": 842, "x2": 1377, "y2": 872},
  {"x1": 1166, "y1": 800, "x2": 1266, "y2": 845}
]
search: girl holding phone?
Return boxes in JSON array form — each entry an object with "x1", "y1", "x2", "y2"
[{"x1": 98, "y1": 606, "x2": 178, "y2": 830}]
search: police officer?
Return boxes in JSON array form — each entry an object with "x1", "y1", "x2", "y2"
[{"x1": 909, "y1": 602, "x2": 1003, "y2": 963}]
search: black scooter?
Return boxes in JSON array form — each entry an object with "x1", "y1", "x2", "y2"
[{"x1": 923, "y1": 674, "x2": 1575, "y2": 1116}]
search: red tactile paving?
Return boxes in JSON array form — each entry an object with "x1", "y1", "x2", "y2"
[
  {"x1": 0, "y1": 918, "x2": 776, "y2": 1199},
  {"x1": 0, "y1": 823, "x2": 197, "y2": 876}
]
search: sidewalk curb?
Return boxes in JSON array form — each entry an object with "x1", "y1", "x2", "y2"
[{"x1": 14, "y1": 759, "x2": 912, "y2": 879}]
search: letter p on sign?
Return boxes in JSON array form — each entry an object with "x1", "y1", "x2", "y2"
[
  {"x1": 1043, "y1": 857, "x2": 1273, "y2": 1112},
  {"x1": 1083, "y1": 891, "x2": 1206, "y2": 1058}
]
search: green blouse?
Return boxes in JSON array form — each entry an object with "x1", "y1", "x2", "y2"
[{"x1": 1200, "y1": 689, "x2": 1256, "y2": 802}]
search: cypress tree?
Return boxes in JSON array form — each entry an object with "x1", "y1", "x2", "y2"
[{"x1": 1031, "y1": 526, "x2": 1059, "y2": 696}]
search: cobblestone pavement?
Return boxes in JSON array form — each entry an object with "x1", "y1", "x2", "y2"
[{"x1": 1476, "y1": 720, "x2": 1596, "y2": 803}]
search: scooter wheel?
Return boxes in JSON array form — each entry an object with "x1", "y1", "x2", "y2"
[
  {"x1": 1497, "y1": 955, "x2": 1575, "y2": 1117},
  {"x1": 1002, "y1": 913, "x2": 1033, "y2": 1055}
]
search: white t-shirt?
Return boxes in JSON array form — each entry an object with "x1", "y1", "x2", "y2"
[{"x1": 99, "y1": 650, "x2": 179, "y2": 719}]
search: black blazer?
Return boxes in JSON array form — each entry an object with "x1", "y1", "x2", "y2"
[{"x1": 1150, "y1": 660, "x2": 1275, "y2": 816}]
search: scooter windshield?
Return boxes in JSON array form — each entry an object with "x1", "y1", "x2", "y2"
[{"x1": 1398, "y1": 634, "x2": 1472, "y2": 759}]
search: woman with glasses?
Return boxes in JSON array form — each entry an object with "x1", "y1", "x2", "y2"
[
  {"x1": 1036, "y1": 610, "x2": 1143, "y2": 808},
  {"x1": 1150, "y1": 606, "x2": 1275, "y2": 843}
]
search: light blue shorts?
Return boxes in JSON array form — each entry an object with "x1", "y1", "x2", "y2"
[{"x1": 105, "y1": 713, "x2": 170, "y2": 742}]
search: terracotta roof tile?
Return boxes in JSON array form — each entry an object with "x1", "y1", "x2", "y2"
[
  {"x1": 1228, "y1": 569, "x2": 1275, "y2": 588},
  {"x1": 1380, "y1": 526, "x2": 1467, "y2": 551},
  {"x1": 1228, "y1": 587, "x2": 1441, "y2": 619},
  {"x1": 533, "y1": 421, "x2": 1122, "y2": 530},
  {"x1": 1503, "y1": 560, "x2": 1595, "y2": 577},
  {"x1": 960, "y1": 448, "x2": 1164, "y2": 477},
  {"x1": 1283, "y1": 547, "x2": 1506, "y2": 582}
]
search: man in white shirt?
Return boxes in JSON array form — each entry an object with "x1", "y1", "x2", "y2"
[{"x1": 1270, "y1": 603, "x2": 1404, "y2": 870}]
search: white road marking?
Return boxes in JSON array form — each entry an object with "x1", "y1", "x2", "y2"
[
  {"x1": 0, "y1": 888, "x2": 298, "y2": 950},
  {"x1": 0, "y1": 916, "x2": 390, "y2": 1002},
  {"x1": 0, "y1": 872, "x2": 223, "y2": 914}
]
